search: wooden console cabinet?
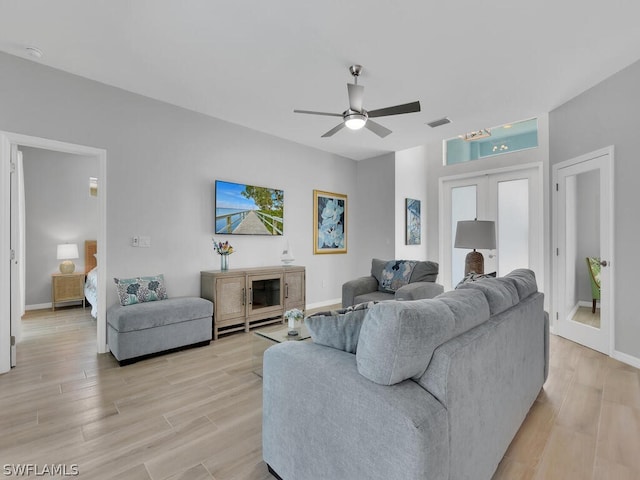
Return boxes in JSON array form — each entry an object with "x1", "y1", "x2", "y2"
[{"x1": 201, "y1": 265, "x2": 305, "y2": 340}]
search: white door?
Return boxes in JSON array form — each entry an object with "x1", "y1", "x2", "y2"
[
  {"x1": 9, "y1": 146, "x2": 25, "y2": 367},
  {"x1": 440, "y1": 165, "x2": 543, "y2": 291},
  {"x1": 553, "y1": 147, "x2": 613, "y2": 354}
]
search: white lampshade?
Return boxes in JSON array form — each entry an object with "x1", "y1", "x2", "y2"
[
  {"x1": 454, "y1": 221, "x2": 496, "y2": 250},
  {"x1": 57, "y1": 243, "x2": 79, "y2": 260},
  {"x1": 57, "y1": 243, "x2": 79, "y2": 274}
]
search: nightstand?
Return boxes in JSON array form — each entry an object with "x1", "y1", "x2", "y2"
[{"x1": 51, "y1": 273, "x2": 86, "y2": 311}]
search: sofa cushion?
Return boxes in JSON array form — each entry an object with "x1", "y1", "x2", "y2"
[
  {"x1": 504, "y1": 268, "x2": 538, "y2": 300},
  {"x1": 379, "y1": 260, "x2": 417, "y2": 293},
  {"x1": 456, "y1": 277, "x2": 519, "y2": 315},
  {"x1": 436, "y1": 289, "x2": 491, "y2": 337},
  {"x1": 354, "y1": 290, "x2": 395, "y2": 305},
  {"x1": 305, "y1": 302, "x2": 377, "y2": 354},
  {"x1": 107, "y1": 296, "x2": 213, "y2": 332},
  {"x1": 356, "y1": 299, "x2": 455, "y2": 385},
  {"x1": 409, "y1": 260, "x2": 439, "y2": 283},
  {"x1": 114, "y1": 274, "x2": 168, "y2": 306}
]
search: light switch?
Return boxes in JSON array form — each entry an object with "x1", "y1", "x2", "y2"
[{"x1": 132, "y1": 236, "x2": 139, "y2": 247}]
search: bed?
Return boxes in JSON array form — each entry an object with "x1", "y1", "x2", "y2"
[{"x1": 84, "y1": 240, "x2": 98, "y2": 318}]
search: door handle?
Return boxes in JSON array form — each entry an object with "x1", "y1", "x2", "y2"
[{"x1": 600, "y1": 260, "x2": 609, "y2": 267}]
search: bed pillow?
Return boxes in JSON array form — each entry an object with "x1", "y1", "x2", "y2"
[
  {"x1": 114, "y1": 274, "x2": 168, "y2": 306},
  {"x1": 304, "y1": 301, "x2": 377, "y2": 354}
]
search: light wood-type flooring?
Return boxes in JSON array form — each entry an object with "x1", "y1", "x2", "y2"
[{"x1": 1, "y1": 307, "x2": 639, "y2": 479}]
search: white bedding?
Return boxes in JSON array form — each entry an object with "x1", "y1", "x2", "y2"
[{"x1": 85, "y1": 267, "x2": 98, "y2": 318}]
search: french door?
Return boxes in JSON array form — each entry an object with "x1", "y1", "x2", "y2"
[
  {"x1": 553, "y1": 147, "x2": 613, "y2": 354},
  {"x1": 440, "y1": 165, "x2": 543, "y2": 291}
]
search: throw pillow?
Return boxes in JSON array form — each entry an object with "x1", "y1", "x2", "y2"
[
  {"x1": 305, "y1": 301, "x2": 377, "y2": 354},
  {"x1": 455, "y1": 271, "x2": 496, "y2": 289},
  {"x1": 379, "y1": 260, "x2": 418, "y2": 293},
  {"x1": 114, "y1": 274, "x2": 168, "y2": 306}
]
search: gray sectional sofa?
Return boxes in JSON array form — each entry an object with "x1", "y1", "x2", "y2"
[{"x1": 263, "y1": 269, "x2": 548, "y2": 480}]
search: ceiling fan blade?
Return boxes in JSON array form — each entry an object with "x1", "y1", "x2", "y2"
[
  {"x1": 347, "y1": 83, "x2": 364, "y2": 112},
  {"x1": 321, "y1": 123, "x2": 346, "y2": 138},
  {"x1": 367, "y1": 101, "x2": 421, "y2": 118},
  {"x1": 365, "y1": 120, "x2": 392, "y2": 138},
  {"x1": 293, "y1": 109, "x2": 343, "y2": 117}
]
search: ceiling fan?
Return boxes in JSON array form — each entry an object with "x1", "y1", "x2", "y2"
[{"x1": 294, "y1": 65, "x2": 421, "y2": 138}]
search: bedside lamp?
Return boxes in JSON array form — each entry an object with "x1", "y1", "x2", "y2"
[
  {"x1": 57, "y1": 243, "x2": 79, "y2": 274},
  {"x1": 454, "y1": 220, "x2": 496, "y2": 275}
]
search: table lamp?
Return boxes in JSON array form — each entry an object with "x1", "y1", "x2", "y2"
[
  {"x1": 57, "y1": 243, "x2": 79, "y2": 274},
  {"x1": 454, "y1": 220, "x2": 496, "y2": 275}
]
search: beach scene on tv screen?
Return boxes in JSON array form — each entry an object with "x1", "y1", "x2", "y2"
[{"x1": 215, "y1": 180, "x2": 284, "y2": 235}]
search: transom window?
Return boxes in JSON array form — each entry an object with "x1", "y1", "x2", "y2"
[{"x1": 444, "y1": 117, "x2": 538, "y2": 165}]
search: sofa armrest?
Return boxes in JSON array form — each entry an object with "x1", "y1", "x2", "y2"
[
  {"x1": 395, "y1": 282, "x2": 444, "y2": 301},
  {"x1": 342, "y1": 276, "x2": 379, "y2": 307},
  {"x1": 263, "y1": 342, "x2": 449, "y2": 480}
]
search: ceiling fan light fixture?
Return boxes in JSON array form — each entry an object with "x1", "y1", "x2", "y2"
[{"x1": 344, "y1": 112, "x2": 367, "y2": 130}]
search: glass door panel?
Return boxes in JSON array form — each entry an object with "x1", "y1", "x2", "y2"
[
  {"x1": 497, "y1": 178, "x2": 529, "y2": 276},
  {"x1": 451, "y1": 185, "x2": 477, "y2": 287}
]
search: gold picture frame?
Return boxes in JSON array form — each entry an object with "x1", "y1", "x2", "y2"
[{"x1": 313, "y1": 190, "x2": 347, "y2": 254}]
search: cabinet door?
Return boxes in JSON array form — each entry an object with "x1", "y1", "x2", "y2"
[
  {"x1": 284, "y1": 270, "x2": 305, "y2": 310},
  {"x1": 215, "y1": 275, "x2": 246, "y2": 323}
]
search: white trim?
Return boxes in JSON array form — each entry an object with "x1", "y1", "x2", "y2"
[
  {"x1": 0, "y1": 136, "x2": 10, "y2": 373},
  {"x1": 306, "y1": 298, "x2": 341, "y2": 310},
  {"x1": 25, "y1": 303, "x2": 53, "y2": 311},
  {"x1": 612, "y1": 350, "x2": 640, "y2": 370},
  {"x1": 0, "y1": 131, "x2": 108, "y2": 368}
]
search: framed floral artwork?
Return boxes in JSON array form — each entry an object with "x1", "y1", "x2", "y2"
[
  {"x1": 313, "y1": 190, "x2": 347, "y2": 254},
  {"x1": 406, "y1": 198, "x2": 421, "y2": 245}
]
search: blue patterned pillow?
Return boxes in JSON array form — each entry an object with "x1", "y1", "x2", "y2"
[
  {"x1": 114, "y1": 274, "x2": 168, "y2": 306},
  {"x1": 379, "y1": 260, "x2": 417, "y2": 293}
]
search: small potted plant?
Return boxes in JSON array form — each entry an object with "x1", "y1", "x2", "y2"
[{"x1": 284, "y1": 308, "x2": 304, "y2": 337}]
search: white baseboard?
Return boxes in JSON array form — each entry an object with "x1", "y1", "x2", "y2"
[
  {"x1": 306, "y1": 298, "x2": 341, "y2": 310},
  {"x1": 26, "y1": 303, "x2": 52, "y2": 311},
  {"x1": 577, "y1": 300, "x2": 598, "y2": 309},
  {"x1": 612, "y1": 350, "x2": 640, "y2": 369}
]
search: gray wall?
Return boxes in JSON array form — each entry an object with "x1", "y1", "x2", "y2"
[
  {"x1": 354, "y1": 153, "x2": 396, "y2": 275},
  {"x1": 0, "y1": 52, "x2": 360, "y2": 308},
  {"x1": 550, "y1": 58, "x2": 640, "y2": 359},
  {"x1": 22, "y1": 147, "x2": 98, "y2": 305}
]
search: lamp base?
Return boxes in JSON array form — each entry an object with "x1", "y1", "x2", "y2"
[
  {"x1": 464, "y1": 250, "x2": 484, "y2": 275},
  {"x1": 59, "y1": 260, "x2": 76, "y2": 274}
]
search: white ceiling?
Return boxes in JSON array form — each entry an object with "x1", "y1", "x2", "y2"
[{"x1": 1, "y1": 1, "x2": 640, "y2": 160}]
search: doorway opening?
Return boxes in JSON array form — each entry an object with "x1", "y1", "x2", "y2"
[
  {"x1": 0, "y1": 132, "x2": 107, "y2": 374},
  {"x1": 439, "y1": 163, "x2": 544, "y2": 292}
]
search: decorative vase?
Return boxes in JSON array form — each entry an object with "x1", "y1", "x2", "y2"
[
  {"x1": 287, "y1": 317, "x2": 299, "y2": 336},
  {"x1": 220, "y1": 255, "x2": 229, "y2": 271}
]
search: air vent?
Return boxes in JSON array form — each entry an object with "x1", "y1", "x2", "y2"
[{"x1": 427, "y1": 117, "x2": 451, "y2": 128}]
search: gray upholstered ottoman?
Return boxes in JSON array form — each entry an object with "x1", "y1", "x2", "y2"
[{"x1": 107, "y1": 296, "x2": 213, "y2": 365}]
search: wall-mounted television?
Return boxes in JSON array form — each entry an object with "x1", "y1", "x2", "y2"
[{"x1": 215, "y1": 180, "x2": 284, "y2": 235}]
